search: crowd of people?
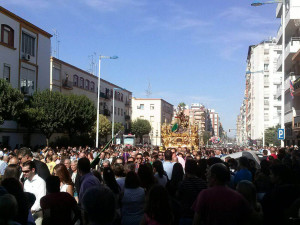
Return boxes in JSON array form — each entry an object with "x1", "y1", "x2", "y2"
[{"x1": 0, "y1": 144, "x2": 300, "y2": 225}]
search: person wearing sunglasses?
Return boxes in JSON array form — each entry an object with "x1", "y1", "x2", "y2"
[{"x1": 23, "y1": 160, "x2": 46, "y2": 225}]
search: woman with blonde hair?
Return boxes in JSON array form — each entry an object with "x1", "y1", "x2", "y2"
[{"x1": 53, "y1": 164, "x2": 74, "y2": 197}]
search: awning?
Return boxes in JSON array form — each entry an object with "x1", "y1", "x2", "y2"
[{"x1": 292, "y1": 49, "x2": 300, "y2": 62}]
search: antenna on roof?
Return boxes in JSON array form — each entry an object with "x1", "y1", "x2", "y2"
[
  {"x1": 52, "y1": 29, "x2": 60, "y2": 59},
  {"x1": 145, "y1": 80, "x2": 152, "y2": 98},
  {"x1": 87, "y1": 52, "x2": 97, "y2": 75}
]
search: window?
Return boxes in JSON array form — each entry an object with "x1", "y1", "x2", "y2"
[
  {"x1": 3, "y1": 64, "x2": 10, "y2": 82},
  {"x1": 20, "y1": 67, "x2": 35, "y2": 95},
  {"x1": 150, "y1": 104, "x2": 154, "y2": 110},
  {"x1": 140, "y1": 104, "x2": 144, "y2": 110},
  {"x1": 79, "y1": 77, "x2": 84, "y2": 88},
  {"x1": 1, "y1": 25, "x2": 14, "y2": 48},
  {"x1": 140, "y1": 116, "x2": 144, "y2": 119},
  {"x1": 118, "y1": 108, "x2": 120, "y2": 116},
  {"x1": 121, "y1": 93, "x2": 123, "y2": 101},
  {"x1": 117, "y1": 92, "x2": 120, "y2": 100},
  {"x1": 121, "y1": 109, "x2": 123, "y2": 116},
  {"x1": 110, "y1": 89, "x2": 113, "y2": 98},
  {"x1": 264, "y1": 64, "x2": 269, "y2": 71},
  {"x1": 22, "y1": 32, "x2": 35, "y2": 56},
  {"x1": 53, "y1": 68, "x2": 60, "y2": 81},
  {"x1": 90, "y1": 82, "x2": 95, "y2": 91},
  {"x1": 73, "y1": 75, "x2": 78, "y2": 86},
  {"x1": 85, "y1": 79, "x2": 90, "y2": 90}
]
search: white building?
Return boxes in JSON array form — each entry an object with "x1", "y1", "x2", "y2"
[
  {"x1": 0, "y1": 7, "x2": 52, "y2": 147},
  {"x1": 208, "y1": 109, "x2": 220, "y2": 137},
  {"x1": 50, "y1": 57, "x2": 132, "y2": 130},
  {"x1": 131, "y1": 98, "x2": 173, "y2": 146},
  {"x1": 245, "y1": 39, "x2": 282, "y2": 143},
  {"x1": 275, "y1": 1, "x2": 300, "y2": 145}
]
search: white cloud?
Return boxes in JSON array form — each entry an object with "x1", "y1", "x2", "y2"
[
  {"x1": 83, "y1": 0, "x2": 143, "y2": 12},
  {"x1": 218, "y1": 6, "x2": 277, "y2": 27}
]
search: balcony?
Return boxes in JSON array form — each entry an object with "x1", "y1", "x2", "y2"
[
  {"x1": 294, "y1": 77, "x2": 300, "y2": 96},
  {"x1": 277, "y1": 37, "x2": 300, "y2": 72},
  {"x1": 125, "y1": 115, "x2": 130, "y2": 120},
  {"x1": 294, "y1": 115, "x2": 300, "y2": 131},
  {"x1": 125, "y1": 101, "x2": 131, "y2": 107},
  {"x1": 62, "y1": 79, "x2": 73, "y2": 90},
  {"x1": 276, "y1": 84, "x2": 282, "y2": 99},
  {"x1": 100, "y1": 92, "x2": 109, "y2": 99},
  {"x1": 273, "y1": 100, "x2": 281, "y2": 107},
  {"x1": 273, "y1": 76, "x2": 281, "y2": 85}
]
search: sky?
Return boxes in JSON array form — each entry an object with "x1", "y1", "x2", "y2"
[{"x1": 1, "y1": 0, "x2": 280, "y2": 137}]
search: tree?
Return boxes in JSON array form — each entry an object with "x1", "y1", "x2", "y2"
[
  {"x1": 64, "y1": 94, "x2": 96, "y2": 138},
  {"x1": 178, "y1": 102, "x2": 186, "y2": 109},
  {"x1": 131, "y1": 118, "x2": 151, "y2": 141},
  {"x1": 219, "y1": 124, "x2": 225, "y2": 139},
  {"x1": 25, "y1": 90, "x2": 69, "y2": 146},
  {"x1": 0, "y1": 79, "x2": 24, "y2": 124},
  {"x1": 265, "y1": 124, "x2": 281, "y2": 146},
  {"x1": 203, "y1": 131, "x2": 212, "y2": 145},
  {"x1": 113, "y1": 122, "x2": 124, "y2": 134},
  {"x1": 96, "y1": 114, "x2": 111, "y2": 139}
]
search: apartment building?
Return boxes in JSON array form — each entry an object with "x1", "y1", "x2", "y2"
[
  {"x1": 244, "y1": 39, "x2": 282, "y2": 143},
  {"x1": 50, "y1": 57, "x2": 132, "y2": 129},
  {"x1": 275, "y1": 1, "x2": 300, "y2": 145},
  {"x1": 131, "y1": 98, "x2": 173, "y2": 145},
  {"x1": 208, "y1": 109, "x2": 220, "y2": 137},
  {"x1": 0, "y1": 7, "x2": 52, "y2": 147},
  {"x1": 189, "y1": 103, "x2": 206, "y2": 132}
]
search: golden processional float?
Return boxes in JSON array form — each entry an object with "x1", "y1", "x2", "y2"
[{"x1": 161, "y1": 105, "x2": 200, "y2": 149}]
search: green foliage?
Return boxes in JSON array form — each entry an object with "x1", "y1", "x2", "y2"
[
  {"x1": 265, "y1": 124, "x2": 281, "y2": 146},
  {"x1": 178, "y1": 102, "x2": 186, "y2": 109},
  {"x1": 50, "y1": 134, "x2": 94, "y2": 148},
  {"x1": 203, "y1": 131, "x2": 212, "y2": 145},
  {"x1": 219, "y1": 124, "x2": 225, "y2": 139},
  {"x1": 113, "y1": 122, "x2": 124, "y2": 134},
  {"x1": 131, "y1": 118, "x2": 151, "y2": 139},
  {"x1": 96, "y1": 114, "x2": 112, "y2": 138},
  {"x1": 0, "y1": 79, "x2": 24, "y2": 124},
  {"x1": 64, "y1": 94, "x2": 96, "y2": 137},
  {"x1": 26, "y1": 90, "x2": 69, "y2": 142}
]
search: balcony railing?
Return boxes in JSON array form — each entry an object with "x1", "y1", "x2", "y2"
[
  {"x1": 62, "y1": 79, "x2": 73, "y2": 90},
  {"x1": 125, "y1": 101, "x2": 130, "y2": 106},
  {"x1": 100, "y1": 92, "x2": 109, "y2": 99}
]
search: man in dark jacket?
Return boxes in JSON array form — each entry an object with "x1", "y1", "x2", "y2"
[{"x1": 18, "y1": 147, "x2": 50, "y2": 181}]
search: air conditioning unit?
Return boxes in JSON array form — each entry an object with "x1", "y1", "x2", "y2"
[{"x1": 22, "y1": 53, "x2": 30, "y2": 61}]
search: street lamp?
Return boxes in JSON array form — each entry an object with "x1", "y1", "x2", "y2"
[
  {"x1": 251, "y1": 0, "x2": 285, "y2": 147},
  {"x1": 96, "y1": 55, "x2": 118, "y2": 148},
  {"x1": 112, "y1": 87, "x2": 122, "y2": 143}
]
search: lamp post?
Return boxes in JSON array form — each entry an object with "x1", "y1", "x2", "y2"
[
  {"x1": 251, "y1": 0, "x2": 285, "y2": 148},
  {"x1": 112, "y1": 87, "x2": 122, "y2": 143},
  {"x1": 96, "y1": 55, "x2": 118, "y2": 148}
]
